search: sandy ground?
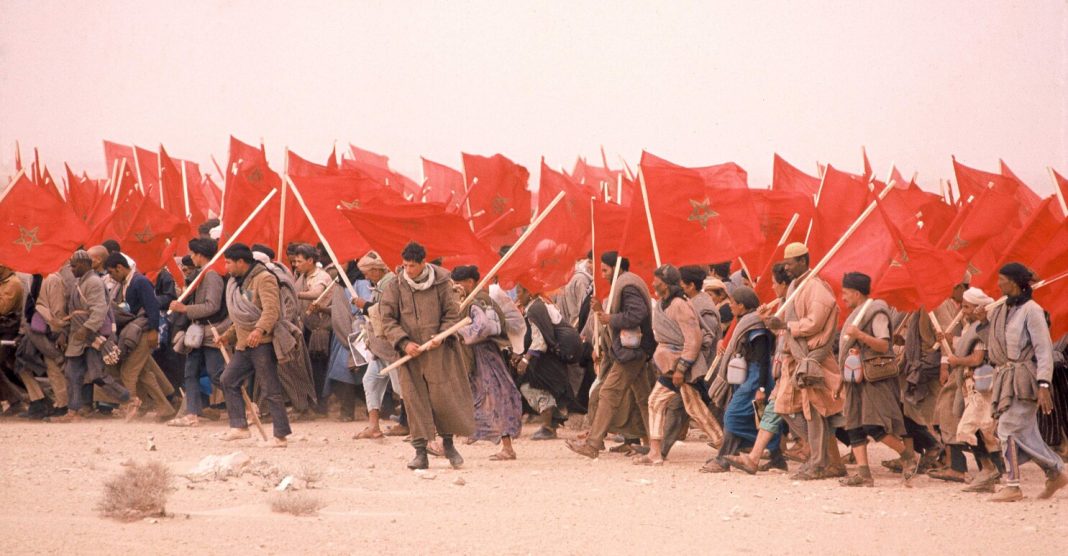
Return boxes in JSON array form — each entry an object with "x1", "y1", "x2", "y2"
[{"x1": 1, "y1": 415, "x2": 1066, "y2": 556}]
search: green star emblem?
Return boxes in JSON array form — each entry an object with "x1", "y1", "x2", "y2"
[
  {"x1": 14, "y1": 225, "x2": 42, "y2": 252},
  {"x1": 687, "y1": 197, "x2": 718, "y2": 229}
]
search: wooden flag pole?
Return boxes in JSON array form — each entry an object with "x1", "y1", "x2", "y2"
[
  {"x1": 775, "y1": 180, "x2": 895, "y2": 319},
  {"x1": 618, "y1": 155, "x2": 635, "y2": 182},
  {"x1": 211, "y1": 155, "x2": 226, "y2": 184},
  {"x1": 284, "y1": 175, "x2": 359, "y2": 300},
  {"x1": 982, "y1": 269, "x2": 1068, "y2": 314},
  {"x1": 277, "y1": 147, "x2": 289, "y2": 258},
  {"x1": 474, "y1": 207, "x2": 516, "y2": 238},
  {"x1": 168, "y1": 188, "x2": 278, "y2": 311},
  {"x1": 458, "y1": 190, "x2": 567, "y2": 311},
  {"x1": 754, "y1": 212, "x2": 801, "y2": 286},
  {"x1": 180, "y1": 160, "x2": 192, "y2": 220},
  {"x1": 209, "y1": 324, "x2": 268, "y2": 442},
  {"x1": 841, "y1": 298, "x2": 874, "y2": 342},
  {"x1": 636, "y1": 167, "x2": 662, "y2": 267},
  {"x1": 1049, "y1": 167, "x2": 1068, "y2": 217},
  {"x1": 803, "y1": 167, "x2": 830, "y2": 244},
  {"x1": 112, "y1": 158, "x2": 128, "y2": 210},
  {"x1": 378, "y1": 317, "x2": 473, "y2": 375},
  {"x1": 590, "y1": 198, "x2": 603, "y2": 360}
]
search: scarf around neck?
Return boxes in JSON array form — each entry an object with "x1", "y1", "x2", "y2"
[{"x1": 402, "y1": 264, "x2": 435, "y2": 291}]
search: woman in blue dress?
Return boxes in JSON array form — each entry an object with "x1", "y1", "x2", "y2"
[{"x1": 322, "y1": 263, "x2": 373, "y2": 422}]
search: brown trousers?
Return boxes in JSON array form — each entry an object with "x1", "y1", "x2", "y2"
[{"x1": 588, "y1": 358, "x2": 651, "y2": 449}]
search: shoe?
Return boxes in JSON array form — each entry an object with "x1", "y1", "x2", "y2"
[
  {"x1": 724, "y1": 455, "x2": 759, "y2": 475},
  {"x1": 1038, "y1": 471, "x2": 1068, "y2": 500},
  {"x1": 385, "y1": 424, "x2": 410, "y2": 437},
  {"x1": 200, "y1": 407, "x2": 222, "y2": 421},
  {"x1": 609, "y1": 442, "x2": 639, "y2": 454},
  {"x1": 699, "y1": 459, "x2": 729, "y2": 473},
  {"x1": 2, "y1": 403, "x2": 26, "y2": 417},
  {"x1": 916, "y1": 451, "x2": 941, "y2": 474},
  {"x1": 530, "y1": 426, "x2": 557, "y2": 441},
  {"x1": 881, "y1": 457, "x2": 904, "y2": 473},
  {"x1": 824, "y1": 464, "x2": 847, "y2": 479},
  {"x1": 962, "y1": 471, "x2": 1001, "y2": 493},
  {"x1": 928, "y1": 469, "x2": 968, "y2": 483},
  {"x1": 353, "y1": 427, "x2": 384, "y2": 440},
  {"x1": 990, "y1": 486, "x2": 1024, "y2": 502},
  {"x1": 221, "y1": 428, "x2": 252, "y2": 441},
  {"x1": 791, "y1": 467, "x2": 823, "y2": 481},
  {"x1": 566, "y1": 439, "x2": 600, "y2": 459},
  {"x1": 901, "y1": 455, "x2": 921, "y2": 482},
  {"x1": 19, "y1": 400, "x2": 49, "y2": 420},
  {"x1": 426, "y1": 440, "x2": 445, "y2": 457},
  {"x1": 759, "y1": 458, "x2": 789, "y2": 472},
  {"x1": 268, "y1": 436, "x2": 288, "y2": 449},
  {"x1": 840, "y1": 473, "x2": 875, "y2": 487},
  {"x1": 783, "y1": 445, "x2": 809, "y2": 463},
  {"x1": 442, "y1": 436, "x2": 464, "y2": 469},
  {"x1": 166, "y1": 414, "x2": 199, "y2": 427},
  {"x1": 47, "y1": 411, "x2": 82, "y2": 423}
]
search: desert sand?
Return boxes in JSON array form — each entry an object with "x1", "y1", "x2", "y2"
[{"x1": 1, "y1": 417, "x2": 1065, "y2": 555}]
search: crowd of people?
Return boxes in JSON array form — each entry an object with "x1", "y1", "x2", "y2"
[{"x1": 1, "y1": 223, "x2": 1066, "y2": 503}]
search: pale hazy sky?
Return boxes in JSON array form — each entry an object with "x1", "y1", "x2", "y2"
[{"x1": 2, "y1": 1, "x2": 1066, "y2": 195}]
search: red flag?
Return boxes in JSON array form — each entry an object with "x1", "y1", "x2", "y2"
[
  {"x1": 816, "y1": 191, "x2": 898, "y2": 303},
  {"x1": 805, "y1": 164, "x2": 871, "y2": 263},
  {"x1": 116, "y1": 196, "x2": 191, "y2": 279},
  {"x1": 201, "y1": 175, "x2": 223, "y2": 217},
  {"x1": 344, "y1": 145, "x2": 420, "y2": 196},
  {"x1": 339, "y1": 203, "x2": 497, "y2": 270},
  {"x1": 496, "y1": 162, "x2": 592, "y2": 292},
  {"x1": 1051, "y1": 168, "x2": 1068, "y2": 214},
  {"x1": 158, "y1": 145, "x2": 190, "y2": 219},
  {"x1": 0, "y1": 173, "x2": 89, "y2": 274},
  {"x1": 421, "y1": 157, "x2": 464, "y2": 208},
  {"x1": 39, "y1": 166, "x2": 64, "y2": 203},
  {"x1": 65, "y1": 163, "x2": 101, "y2": 223},
  {"x1": 626, "y1": 152, "x2": 761, "y2": 267},
  {"x1": 1036, "y1": 276, "x2": 1068, "y2": 339},
  {"x1": 287, "y1": 149, "x2": 335, "y2": 178},
  {"x1": 999, "y1": 159, "x2": 1042, "y2": 212},
  {"x1": 14, "y1": 142, "x2": 22, "y2": 172},
  {"x1": 179, "y1": 160, "x2": 210, "y2": 227},
  {"x1": 570, "y1": 158, "x2": 626, "y2": 204},
  {"x1": 461, "y1": 153, "x2": 532, "y2": 247},
  {"x1": 862, "y1": 147, "x2": 873, "y2": 180},
  {"x1": 103, "y1": 140, "x2": 134, "y2": 178},
  {"x1": 936, "y1": 183, "x2": 1022, "y2": 281},
  {"x1": 747, "y1": 190, "x2": 815, "y2": 301},
  {"x1": 872, "y1": 197, "x2": 968, "y2": 312},
  {"x1": 221, "y1": 136, "x2": 282, "y2": 246},
  {"x1": 952, "y1": 157, "x2": 1031, "y2": 225},
  {"x1": 641, "y1": 151, "x2": 748, "y2": 189},
  {"x1": 288, "y1": 174, "x2": 415, "y2": 263},
  {"x1": 132, "y1": 146, "x2": 162, "y2": 207},
  {"x1": 772, "y1": 153, "x2": 821, "y2": 197}
]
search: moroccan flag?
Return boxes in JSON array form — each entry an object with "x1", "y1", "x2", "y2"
[
  {"x1": 339, "y1": 203, "x2": 497, "y2": 270},
  {"x1": 936, "y1": 183, "x2": 1021, "y2": 281},
  {"x1": 1051, "y1": 168, "x2": 1068, "y2": 214},
  {"x1": 201, "y1": 175, "x2": 223, "y2": 217},
  {"x1": 816, "y1": 189, "x2": 898, "y2": 303},
  {"x1": 65, "y1": 163, "x2": 101, "y2": 223},
  {"x1": 158, "y1": 145, "x2": 191, "y2": 219},
  {"x1": 344, "y1": 144, "x2": 420, "y2": 197},
  {"x1": 0, "y1": 174, "x2": 89, "y2": 274},
  {"x1": 747, "y1": 189, "x2": 815, "y2": 301},
  {"x1": 103, "y1": 140, "x2": 134, "y2": 180},
  {"x1": 496, "y1": 162, "x2": 592, "y2": 292},
  {"x1": 999, "y1": 160, "x2": 1042, "y2": 213},
  {"x1": 952, "y1": 157, "x2": 1030, "y2": 225},
  {"x1": 975, "y1": 198, "x2": 1066, "y2": 293},
  {"x1": 641, "y1": 151, "x2": 749, "y2": 189},
  {"x1": 133, "y1": 146, "x2": 161, "y2": 207},
  {"x1": 221, "y1": 136, "x2": 282, "y2": 246},
  {"x1": 287, "y1": 174, "x2": 417, "y2": 263},
  {"x1": 802, "y1": 164, "x2": 871, "y2": 263},
  {"x1": 178, "y1": 160, "x2": 211, "y2": 227},
  {"x1": 287, "y1": 149, "x2": 335, "y2": 177},
  {"x1": 570, "y1": 157, "x2": 625, "y2": 204},
  {"x1": 626, "y1": 152, "x2": 761, "y2": 267},
  {"x1": 772, "y1": 153, "x2": 821, "y2": 197},
  {"x1": 1036, "y1": 276, "x2": 1068, "y2": 339},
  {"x1": 421, "y1": 157, "x2": 464, "y2": 208},
  {"x1": 461, "y1": 152, "x2": 532, "y2": 246},
  {"x1": 590, "y1": 199, "x2": 655, "y2": 293},
  {"x1": 872, "y1": 197, "x2": 968, "y2": 312},
  {"x1": 116, "y1": 196, "x2": 192, "y2": 278}
]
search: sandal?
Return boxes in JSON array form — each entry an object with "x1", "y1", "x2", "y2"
[
  {"x1": 122, "y1": 397, "x2": 143, "y2": 423},
  {"x1": 632, "y1": 455, "x2": 663, "y2": 466},
  {"x1": 489, "y1": 450, "x2": 517, "y2": 461},
  {"x1": 166, "y1": 414, "x2": 199, "y2": 427},
  {"x1": 353, "y1": 427, "x2": 384, "y2": 440},
  {"x1": 427, "y1": 440, "x2": 445, "y2": 457}
]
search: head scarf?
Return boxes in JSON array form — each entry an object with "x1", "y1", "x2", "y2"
[{"x1": 999, "y1": 262, "x2": 1034, "y2": 306}]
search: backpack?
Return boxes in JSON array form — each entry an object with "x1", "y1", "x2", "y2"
[{"x1": 550, "y1": 321, "x2": 584, "y2": 365}]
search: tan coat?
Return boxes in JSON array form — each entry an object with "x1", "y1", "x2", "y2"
[
  {"x1": 379, "y1": 264, "x2": 474, "y2": 440},
  {"x1": 780, "y1": 271, "x2": 843, "y2": 418},
  {"x1": 221, "y1": 263, "x2": 280, "y2": 350}
]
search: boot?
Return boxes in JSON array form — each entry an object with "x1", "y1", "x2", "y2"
[
  {"x1": 442, "y1": 434, "x2": 464, "y2": 469},
  {"x1": 407, "y1": 438, "x2": 429, "y2": 470},
  {"x1": 19, "y1": 399, "x2": 48, "y2": 420}
]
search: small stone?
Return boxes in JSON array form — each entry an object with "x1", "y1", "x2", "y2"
[
  {"x1": 418, "y1": 472, "x2": 437, "y2": 480},
  {"x1": 453, "y1": 477, "x2": 466, "y2": 486}
]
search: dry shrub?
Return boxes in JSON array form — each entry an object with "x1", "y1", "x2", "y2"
[
  {"x1": 270, "y1": 491, "x2": 323, "y2": 516},
  {"x1": 97, "y1": 461, "x2": 172, "y2": 521},
  {"x1": 297, "y1": 464, "x2": 323, "y2": 486}
]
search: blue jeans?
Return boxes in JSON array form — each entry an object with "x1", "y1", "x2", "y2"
[
  {"x1": 64, "y1": 349, "x2": 129, "y2": 411},
  {"x1": 183, "y1": 347, "x2": 225, "y2": 415},
  {"x1": 220, "y1": 344, "x2": 292, "y2": 438}
]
